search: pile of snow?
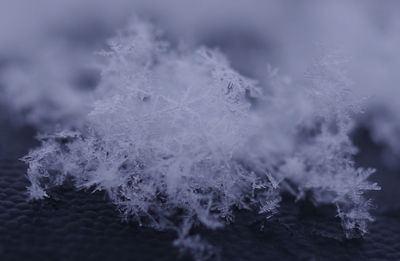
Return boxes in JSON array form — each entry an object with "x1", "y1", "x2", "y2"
[{"x1": 23, "y1": 20, "x2": 379, "y2": 259}]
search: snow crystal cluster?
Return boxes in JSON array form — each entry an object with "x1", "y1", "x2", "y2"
[{"x1": 22, "y1": 20, "x2": 379, "y2": 258}]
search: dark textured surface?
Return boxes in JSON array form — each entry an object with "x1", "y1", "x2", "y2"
[
  {"x1": 0, "y1": 159, "x2": 185, "y2": 261},
  {"x1": 0, "y1": 118, "x2": 399, "y2": 261}
]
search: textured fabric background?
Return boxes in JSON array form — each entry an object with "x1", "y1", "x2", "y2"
[{"x1": 1, "y1": 115, "x2": 399, "y2": 261}]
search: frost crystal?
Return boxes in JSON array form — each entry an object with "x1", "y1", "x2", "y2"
[{"x1": 23, "y1": 20, "x2": 379, "y2": 259}]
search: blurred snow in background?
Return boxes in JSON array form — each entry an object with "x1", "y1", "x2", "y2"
[{"x1": 1, "y1": 0, "x2": 399, "y2": 162}]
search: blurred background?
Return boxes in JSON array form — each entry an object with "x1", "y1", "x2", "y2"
[{"x1": 1, "y1": 0, "x2": 399, "y2": 164}]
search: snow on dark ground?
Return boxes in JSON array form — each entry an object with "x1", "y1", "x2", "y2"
[{"x1": 0, "y1": 116, "x2": 399, "y2": 261}]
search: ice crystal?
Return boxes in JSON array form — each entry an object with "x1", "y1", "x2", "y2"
[{"x1": 23, "y1": 20, "x2": 379, "y2": 259}]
